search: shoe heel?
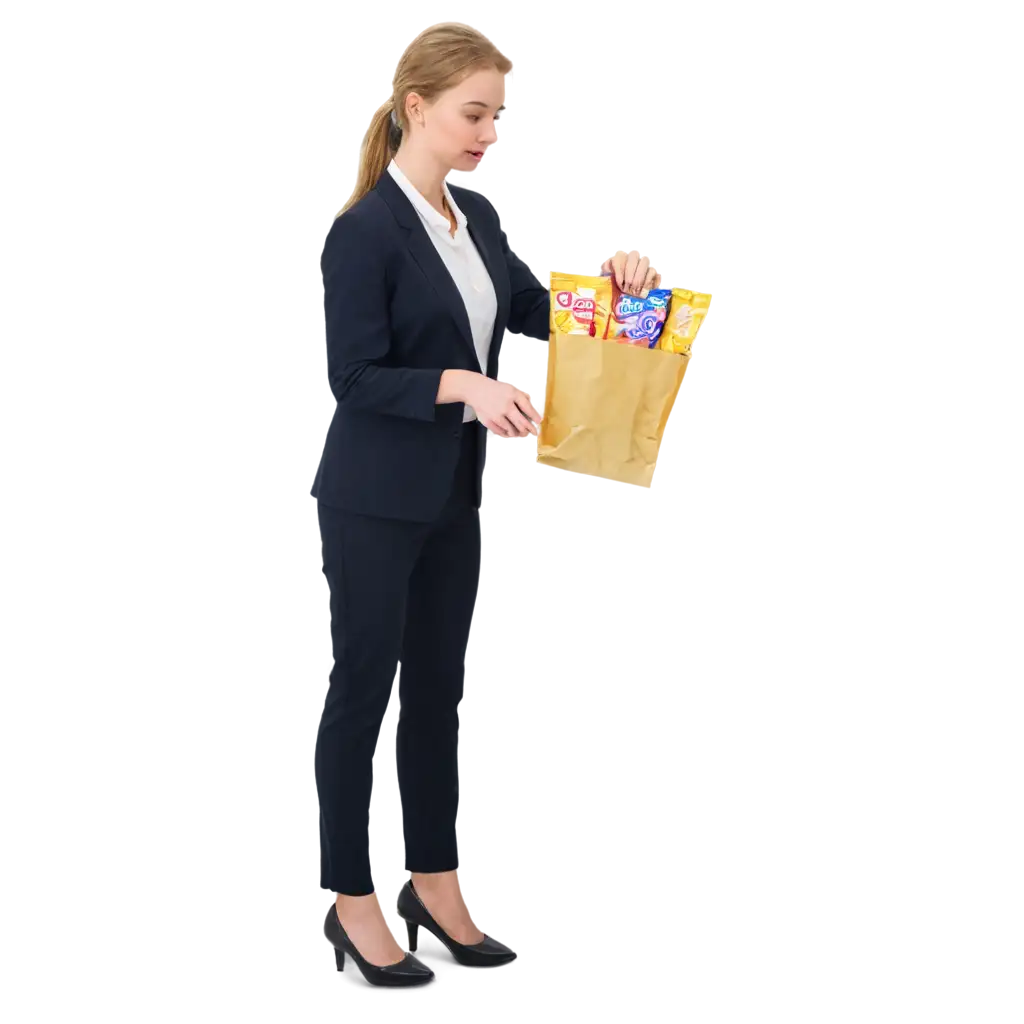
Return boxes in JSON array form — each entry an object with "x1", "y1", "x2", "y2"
[
  {"x1": 397, "y1": 921, "x2": 417, "y2": 950},
  {"x1": 334, "y1": 946, "x2": 345, "y2": 972}
]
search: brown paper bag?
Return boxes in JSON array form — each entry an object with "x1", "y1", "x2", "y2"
[{"x1": 536, "y1": 330, "x2": 692, "y2": 488}]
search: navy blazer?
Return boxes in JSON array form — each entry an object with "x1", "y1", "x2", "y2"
[{"x1": 310, "y1": 168, "x2": 550, "y2": 522}]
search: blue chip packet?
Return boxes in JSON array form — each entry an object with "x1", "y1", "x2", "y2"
[{"x1": 605, "y1": 287, "x2": 674, "y2": 347}]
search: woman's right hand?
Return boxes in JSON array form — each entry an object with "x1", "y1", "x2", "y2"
[{"x1": 464, "y1": 374, "x2": 543, "y2": 438}]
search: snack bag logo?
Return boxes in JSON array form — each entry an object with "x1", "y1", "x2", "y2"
[
  {"x1": 673, "y1": 304, "x2": 694, "y2": 332},
  {"x1": 555, "y1": 291, "x2": 596, "y2": 325},
  {"x1": 615, "y1": 293, "x2": 669, "y2": 317},
  {"x1": 616, "y1": 295, "x2": 645, "y2": 317}
]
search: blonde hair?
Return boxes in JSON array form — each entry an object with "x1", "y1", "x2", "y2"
[{"x1": 335, "y1": 22, "x2": 512, "y2": 218}]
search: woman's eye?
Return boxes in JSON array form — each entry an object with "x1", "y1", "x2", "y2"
[{"x1": 467, "y1": 115, "x2": 500, "y2": 123}]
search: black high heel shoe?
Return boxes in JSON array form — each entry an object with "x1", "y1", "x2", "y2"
[
  {"x1": 397, "y1": 879, "x2": 517, "y2": 967},
  {"x1": 323, "y1": 903, "x2": 434, "y2": 987}
]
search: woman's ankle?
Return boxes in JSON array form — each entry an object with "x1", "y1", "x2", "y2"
[
  {"x1": 411, "y1": 868, "x2": 459, "y2": 888},
  {"x1": 336, "y1": 891, "x2": 381, "y2": 918}
]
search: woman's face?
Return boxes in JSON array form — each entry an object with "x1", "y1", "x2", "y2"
[{"x1": 405, "y1": 67, "x2": 505, "y2": 171}]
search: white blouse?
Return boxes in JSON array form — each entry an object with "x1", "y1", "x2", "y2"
[{"x1": 387, "y1": 159, "x2": 498, "y2": 423}]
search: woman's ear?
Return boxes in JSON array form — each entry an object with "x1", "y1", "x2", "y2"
[{"x1": 405, "y1": 92, "x2": 425, "y2": 126}]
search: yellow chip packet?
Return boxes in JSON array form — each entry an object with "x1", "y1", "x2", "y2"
[
  {"x1": 657, "y1": 288, "x2": 712, "y2": 355},
  {"x1": 550, "y1": 272, "x2": 613, "y2": 339}
]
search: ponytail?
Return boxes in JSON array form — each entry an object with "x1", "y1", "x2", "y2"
[{"x1": 333, "y1": 98, "x2": 401, "y2": 219}]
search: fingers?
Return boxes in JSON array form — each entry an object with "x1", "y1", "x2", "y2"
[
  {"x1": 502, "y1": 390, "x2": 541, "y2": 436},
  {"x1": 483, "y1": 396, "x2": 542, "y2": 438},
  {"x1": 478, "y1": 383, "x2": 543, "y2": 438},
  {"x1": 515, "y1": 392, "x2": 543, "y2": 426},
  {"x1": 633, "y1": 265, "x2": 659, "y2": 297},
  {"x1": 484, "y1": 417, "x2": 510, "y2": 437},
  {"x1": 507, "y1": 406, "x2": 537, "y2": 437},
  {"x1": 501, "y1": 403, "x2": 540, "y2": 440},
  {"x1": 616, "y1": 251, "x2": 637, "y2": 291},
  {"x1": 609, "y1": 251, "x2": 658, "y2": 297},
  {"x1": 627, "y1": 253, "x2": 649, "y2": 294},
  {"x1": 622, "y1": 250, "x2": 638, "y2": 292}
]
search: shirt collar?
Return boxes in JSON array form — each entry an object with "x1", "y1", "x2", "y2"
[{"x1": 387, "y1": 159, "x2": 466, "y2": 240}]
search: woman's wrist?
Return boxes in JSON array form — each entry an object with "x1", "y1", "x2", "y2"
[{"x1": 437, "y1": 369, "x2": 484, "y2": 405}]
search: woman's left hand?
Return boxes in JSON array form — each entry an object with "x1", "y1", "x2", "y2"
[{"x1": 600, "y1": 250, "x2": 662, "y2": 298}]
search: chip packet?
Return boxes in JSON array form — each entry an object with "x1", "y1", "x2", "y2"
[
  {"x1": 605, "y1": 281, "x2": 674, "y2": 347},
  {"x1": 656, "y1": 288, "x2": 712, "y2": 356},
  {"x1": 550, "y1": 272, "x2": 612, "y2": 338}
]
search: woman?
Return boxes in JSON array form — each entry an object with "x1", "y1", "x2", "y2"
[{"x1": 311, "y1": 22, "x2": 662, "y2": 987}]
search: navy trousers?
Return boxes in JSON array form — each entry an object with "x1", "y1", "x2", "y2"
[{"x1": 315, "y1": 420, "x2": 482, "y2": 895}]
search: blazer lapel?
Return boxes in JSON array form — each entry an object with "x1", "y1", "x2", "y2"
[{"x1": 374, "y1": 170, "x2": 475, "y2": 364}]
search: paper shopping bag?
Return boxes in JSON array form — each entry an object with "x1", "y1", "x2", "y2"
[{"x1": 535, "y1": 330, "x2": 691, "y2": 488}]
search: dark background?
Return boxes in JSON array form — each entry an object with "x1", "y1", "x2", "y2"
[{"x1": 2, "y1": 6, "x2": 1024, "y2": 1015}]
